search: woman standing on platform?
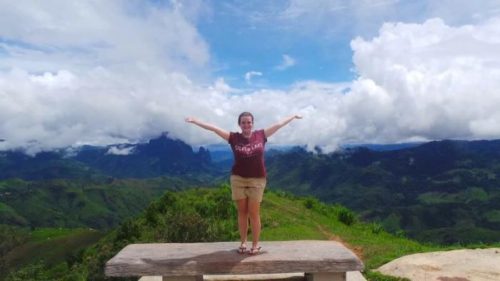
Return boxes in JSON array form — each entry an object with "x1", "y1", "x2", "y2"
[{"x1": 185, "y1": 112, "x2": 302, "y2": 254}]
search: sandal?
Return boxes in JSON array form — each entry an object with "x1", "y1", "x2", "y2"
[
  {"x1": 248, "y1": 246, "x2": 262, "y2": 255},
  {"x1": 237, "y1": 244, "x2": 247, "y2": 254}
]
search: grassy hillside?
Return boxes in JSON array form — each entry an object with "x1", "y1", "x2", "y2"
[
  {"x1": 4, "y1": 185, "x2": 451, "y2": 281},
  {"x1": 260, "y1": 192, "x2": 433, "y2": 269},
  {"x1": 0, "y1": 176, "x2": 198, "y2": 229}
]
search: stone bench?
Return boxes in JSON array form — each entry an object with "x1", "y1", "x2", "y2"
[{"x1": 105, "y1": 240, "x2": 364, "y2": 281}]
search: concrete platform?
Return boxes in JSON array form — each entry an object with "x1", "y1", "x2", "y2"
[
  {"x1": 107, "y1": 241, "x2": 365, "y2": 281},
  {"x1": 139, "y1": 271, "x2": 366, "y2": 281}
]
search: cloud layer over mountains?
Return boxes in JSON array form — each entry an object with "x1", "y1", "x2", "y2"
[{"x1": 1, "y1": 1, "x2": 500, "y2": 154}]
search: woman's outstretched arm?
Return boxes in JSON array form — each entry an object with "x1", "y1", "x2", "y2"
[
  {"x1": 264, "y1": 115, "x2": 302, "y2": 138},
  {"x1": 185, "y1": 117, "x2": 230, "y2": 141}
]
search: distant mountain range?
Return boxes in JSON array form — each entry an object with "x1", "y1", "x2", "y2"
[
  {"x1": 0, "y1": 133, "x2": 217, "y2": 180},
  {"x1": 0, "y1": 134, "x2": 427, "y2": 180},
  {"x1": 0, "y1": 133, "x2": 219, "y2": 231},
  {"x1": 266, "y1": 139, "x2": 500, "y2": 244}
]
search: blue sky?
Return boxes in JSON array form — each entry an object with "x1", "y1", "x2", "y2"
[
  {"x1": 196, "y1": 0, "x2": 500, "y2": 88},
  {"x1": 1, "y1": 0, "x2": 500, "y2": 154},
  {"x1": 199, "y1": 1, "x2": 385, "y2": 87},
  {"x1": 197, "y1": 1, "x2": 356, "y2": 87}
]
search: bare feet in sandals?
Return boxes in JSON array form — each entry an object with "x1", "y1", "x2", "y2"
[
  {"x1": 237, "y1": 243, "x2": 247, "y2": 254},
  {"x1": 249, "y1": 246, "x2": 262, "y2": 255}
]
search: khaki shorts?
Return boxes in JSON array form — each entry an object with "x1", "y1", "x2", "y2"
[{"x1": 230, "y1": 175, "x2": 266, "y2": 202}]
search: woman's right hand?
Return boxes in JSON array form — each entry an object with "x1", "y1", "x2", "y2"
[{"x1": 184, "y1": 117, "x2": 230, "y2": 141}]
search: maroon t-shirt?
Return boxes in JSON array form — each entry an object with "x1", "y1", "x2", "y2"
[{"x1": 228, "y1": 129, "x2": 267, "y2": 178}]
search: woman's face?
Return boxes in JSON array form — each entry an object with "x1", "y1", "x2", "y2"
[{"x1": 239, "y1": 116, "x2": 253, "y2": 135}]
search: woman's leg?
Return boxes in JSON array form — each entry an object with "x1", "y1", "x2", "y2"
[
  {"x1": 247, "y1": 199, "x2": 261, "y2": 249},
  {"x1": 236, "y1": 198, "x2": 249, "y2": 245}
]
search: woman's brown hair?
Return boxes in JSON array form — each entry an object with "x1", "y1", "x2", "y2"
[{"x1": 238, "y1": 112, "x2": 254, "y2": 124}]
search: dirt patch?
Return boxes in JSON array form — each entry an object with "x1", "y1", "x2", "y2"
[{"x1": 315, "y1": 224, "x2": 364, "y2": 261}]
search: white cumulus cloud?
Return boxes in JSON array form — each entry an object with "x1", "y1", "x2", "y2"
[
  {"x1": 0, "y1": 1, "x2": 210, "y2": 74},
  {"x1": 348, "y1": 17, "x2": 500, "y2": 142}
]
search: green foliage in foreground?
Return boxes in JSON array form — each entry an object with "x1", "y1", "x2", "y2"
[
  {"x1": 6, "y1": 186, "x2": 497, "y2": 281},
  {"x1": 0, "y1": 177, "x2": 191, "y2": 229}
]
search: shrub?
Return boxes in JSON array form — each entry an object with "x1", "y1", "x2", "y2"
[
  {"x1": 395, "y1": 229, "x2": 406, "y2": 238},
  {"x1": 371, "y1": 223, "x2": 383, "y2": 234},
  {"x1": 303, "y1": 196, "x2": 319, "y2": 209},
  {"x1": 337, "y1": 207, "x2": 356, "y2": 226},
  {"x1": 274, "y1": 190, "x2": 296, "y2": 199}
]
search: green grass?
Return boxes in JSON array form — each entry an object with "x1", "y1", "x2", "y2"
[
  {"x1": 30, "y1": 227, "x2": 90, "y2": 242},
  {"x1": 259, "y1": 190, "x2": 500, "y2": 280},
  {"x1": 255, "y1": 191, "x2": 456, "y2": 281},
  {"x1": 258, "y1": 192, "x2": 441, "y2": 270}
]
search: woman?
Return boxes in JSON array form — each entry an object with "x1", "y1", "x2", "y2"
[{"x1": 185, "y1": 112, "x2": 302, "y2": 254}]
